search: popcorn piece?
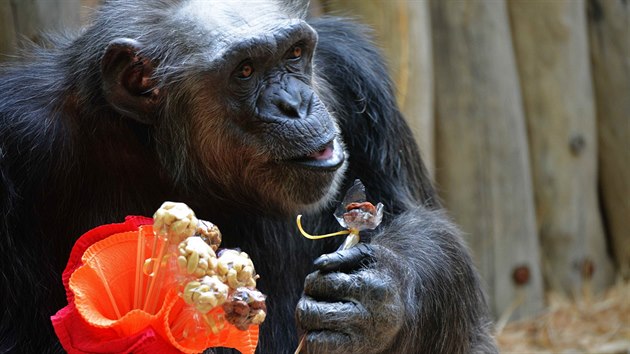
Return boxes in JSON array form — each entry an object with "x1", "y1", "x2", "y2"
[
  {"x1": 216, "y1": 249, "x2": 258, "y2": 289},
  {"x1": 182, "y1": 275, "x2": 229, "y2": 314},
  {"x1": 153, "y1": 201, "x2": 198, "y2": 243},
  {"x1": 177, "y1": 236, "x2": 218, "y2": 277},
  {"x1": 196, "y1": 220, "x2": 222, "y2": 252}
]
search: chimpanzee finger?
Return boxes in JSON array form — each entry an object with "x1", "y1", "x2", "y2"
[
  {"x1": 303, "y1": 269, "x2": 391, "y2": 304},
  {"x1": 313, "y1": 243, "x2": 375, "y2": 273},
  {"x1": 302, "y1": 330, "x2": 351, "y2": 354},
  {"x1": 295, "y1": 295, "x2": 367, "y2": 332},
  {"x1": 303, "y1": 271, "x2": 356, "y2": 300}
]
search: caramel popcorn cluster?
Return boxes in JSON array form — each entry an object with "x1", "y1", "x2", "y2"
[{"x1": 153, "y1": 202, "x2": 266, "y2": 329}]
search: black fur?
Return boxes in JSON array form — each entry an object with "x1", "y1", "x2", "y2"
[{"x1": 0, "y1": 1, "x2": 496, "y2": 353}]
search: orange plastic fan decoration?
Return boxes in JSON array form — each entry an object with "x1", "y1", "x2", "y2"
[{"x1": 52, "y1": 206, "x2": 262, "y2": 354}]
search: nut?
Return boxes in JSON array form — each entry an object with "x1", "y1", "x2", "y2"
[
  {"x1": 196, "y1": 220, "x2": 222, "y2": 252},
  {"x1": 182, "y1": 275, "x2": 229, "y2": 313},
  {"x1": 216, "y1": 249, "x2": 258, "y2": 289},
  {"x1": 222, "y1": 287, "x2": 267, "y2": 330},
  {"x1": 153, "y1": 201, "x2": 198, "y2": 243},
  {"x1": 177, "y1": 236, "x2": 218, "y2": 277}
]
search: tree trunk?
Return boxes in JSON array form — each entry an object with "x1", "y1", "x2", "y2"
[
  {"x1": 431, "y1": 0, "x2": 544, "y2": 320},
  {"x1": 323, "y1": 0, "x2": 435, "y2": 177},
  {"x1": 587, "y1": 0, "x2": 630, "y2": 279},
  {"x1": 508, "y1": 0, "x2": 615, "y2": 294}
]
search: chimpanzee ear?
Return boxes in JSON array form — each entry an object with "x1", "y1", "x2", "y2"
[{"x1": 101, "y1": 38, "x2": 161, "y2": 124}]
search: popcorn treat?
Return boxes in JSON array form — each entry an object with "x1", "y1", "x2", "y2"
[
  {"x1": 153, "y1": 202, "x2": 266, "y2": 336},
  {"x1": 182, "y1": 275, "x2": 229, "y2": 313},
  {"x1": 196, "y1": 220, "x2": 222, "y2": 252},
  {"x1": 153, "y1": 201, "x2": 199, "y2": 243},
  {"x1": 217, "y1": 250, "x2": 258, "y2": 289},
  {"x1": 54, "y1": 203, "x2": 265, "y2": 354},
  {"x1": 223, "y1": 288, "x2": 267, "y2": 331},
  {"x1": 177, "y1": 236, "x2": 218, "y2": 277}
]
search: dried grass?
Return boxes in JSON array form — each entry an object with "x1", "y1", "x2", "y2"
[{"x1": 496, "y1": 281, "x2": 630, "y2": 354}]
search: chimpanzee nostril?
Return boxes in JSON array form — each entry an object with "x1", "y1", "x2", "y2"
[
  {"x1": 275, "y1": 89, "x2": 304, "y2": 119},
  {"x1": 258, "y1": 76, "x2": 313, "y2": 121}
]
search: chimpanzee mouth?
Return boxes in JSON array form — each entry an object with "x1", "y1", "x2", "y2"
[{"x1": 284, "y1": 138, "x2": 345, "y2": 171}]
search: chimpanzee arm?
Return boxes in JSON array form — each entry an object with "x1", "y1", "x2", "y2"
[
  {"x1": 297, "y1": 207, "x2": 497, "y2": 353},
  {"x1": 296, "y1": 18, "x2": 497, "y2": 353},
  {"x1": 378, "y1": 209, "x2": 498, "y2": 353}
]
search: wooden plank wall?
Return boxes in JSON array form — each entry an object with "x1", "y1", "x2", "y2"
[
  {"x1": 0, "y1": 0, "x2": 98, "y2": 61},
  {"x1": 429, "y1": 0, "x2": 544, "y2": 319},
  {"x1": 322, "y1": 0, "x2": 436, "y2": 178},
  {"x1": 508, "y1": 0, "x2": 615, "y2": 295},
  {"x1": 587, "y1": 0, "x2": 630, "y2": 280},
  {"x1": 1, "y1": 0, "x2": 628, "y2": 323},
  {"x1": 321, "y1": 0, "x2": 627, "y2": 321}
]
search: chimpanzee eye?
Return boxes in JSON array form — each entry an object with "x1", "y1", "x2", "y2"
[
  {"x1": 237, "y1": 62, "x2": 254, "y2": 79},
  {"x1": 287, "y1": 43, "x2": 303, "y2": 60}
]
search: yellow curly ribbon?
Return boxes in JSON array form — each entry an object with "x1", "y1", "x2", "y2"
[{"x1": 295, "y1": 215, "x2": 352, "y2": 240}]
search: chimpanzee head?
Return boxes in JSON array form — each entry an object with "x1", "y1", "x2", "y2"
[{"x1": 93, "y1": 0, "x2": 347, "y2": 215}]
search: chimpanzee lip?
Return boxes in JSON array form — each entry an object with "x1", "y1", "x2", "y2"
[{"x1": 283, "y1": 138, "x2": 345, "y2": 171}]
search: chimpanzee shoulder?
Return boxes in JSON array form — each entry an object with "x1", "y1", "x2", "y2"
[{"x1": 308, "y1": 17, "x2": 438, "y2": 211}]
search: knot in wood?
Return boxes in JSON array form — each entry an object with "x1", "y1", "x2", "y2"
[
  {"x1": 569, "y1": 134, "x2": 586, "y2": 156},
  {"x1": 512, "y1": 265, "x2": 530, "y2": 286},
  {"x1": 580, "y1": 258, "x2": 595, "y2": 279}
]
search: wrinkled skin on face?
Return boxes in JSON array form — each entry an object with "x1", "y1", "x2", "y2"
[
  {"x1": 152, "y1": 14, "x2": 348, "y2": 215},
  {"x1": 184, "y1": 22, "x2": 346, "y2": 214}
]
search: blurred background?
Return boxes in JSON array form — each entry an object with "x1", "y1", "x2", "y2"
[{"x1": 1, "y1": 0, "x2": 628, "y2": 352}]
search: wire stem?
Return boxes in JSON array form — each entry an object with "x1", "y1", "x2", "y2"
[{"x1": 296, "y1": 215, "x2": 351, "y2": 240}]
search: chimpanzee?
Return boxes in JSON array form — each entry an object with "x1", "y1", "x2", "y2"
[{"x1": 0, "y1": 0, "x2": 497, "y2": 353}]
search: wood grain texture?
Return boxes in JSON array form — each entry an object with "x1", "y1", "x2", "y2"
[
  {"x1": 587, "y1": 0, "x2": 630, "y2": 279},
  {"x1": 0, "y1": 1, "x2": 17, "y2": 60},
  {"x1": 1, "y1": 0, "x2": 82, "y2": 47},
  {"x1": 324, "y1": 0, "x2": 435, "y2": 177},
  {"x1": 508, "y1": 0, "x2": 615, "y2": 294},
  {"x1": 431, "y1": 0, "x2": 544, "y2": 319}
]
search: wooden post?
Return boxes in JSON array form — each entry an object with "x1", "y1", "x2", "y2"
[
  {"x1": 587, "y1": 0, "x2": 630, "y2": 279},
  {"x1": 4, "y1": 0, "x2": 81, "y2": 45},
  {"x1": 431, "y1": 0, "x2": 544, "y2": 320},
  {"x1": 8, "y1": 0, "x2": 40, "y2": 43},
  {"x1": 80, "y1": 0, "x2": 102, "y2": 24},
  {"x1": 322, "y1": 0, "x2": 435, "y2": 177},
  {"x1": 508, "y1": 0, "x2": 615, "y2": 294},
  {"x1": 0, "y1": 1, "x2": 17, "y2": 60},
  {"x1": 33, "y1": 0, "x2": 81, "y2": 34},
  {"x1": 309, "y1": 0, "x2": 324, "y2": 17}
]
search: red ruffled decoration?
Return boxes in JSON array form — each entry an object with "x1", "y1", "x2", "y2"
[
  {"x1": 51, "y1": 216, "x2": 173, "y2": 354},
  {"x1": 51, "y1": 216, "x2": 259, "y2": 354}
]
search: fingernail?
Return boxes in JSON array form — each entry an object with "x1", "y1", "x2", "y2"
[{"x1": 313, "y1": 255, "x2": 327, "y2": 268}]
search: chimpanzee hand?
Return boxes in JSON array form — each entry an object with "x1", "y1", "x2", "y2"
[{"x1": 295, "y1": 243, "x2": 404, "y2": 354}]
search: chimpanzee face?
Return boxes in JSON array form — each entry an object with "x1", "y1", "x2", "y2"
[{"x1": 101, "y1": 1, "x2": 347, "y2": 215}]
